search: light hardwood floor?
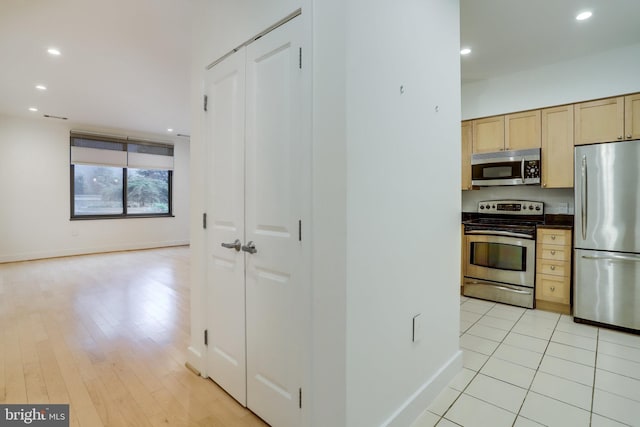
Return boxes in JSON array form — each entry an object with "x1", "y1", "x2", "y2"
[{"x1": 0, "y1": 246, "x2": 267, "y2": 427}]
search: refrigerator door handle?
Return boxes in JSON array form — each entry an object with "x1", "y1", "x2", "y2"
[
  {"x1": 582, "y1": 254, "x2": 640, "y2": 263},
  {"x1": 581, "y1": 155, "x2": 587, "y2": 240}
]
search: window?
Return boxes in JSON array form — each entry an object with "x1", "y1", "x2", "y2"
[
  {"x1": 126, "y1": 169, "x2": 170, "y2": 214},
  {"x1": 70, "y1": 133, "x2": 173, "y2": 219}
]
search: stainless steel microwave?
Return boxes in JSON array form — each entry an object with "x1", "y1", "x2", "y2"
[{"x1": 471, "y1": 148, "x2": 541, "y2": 186}]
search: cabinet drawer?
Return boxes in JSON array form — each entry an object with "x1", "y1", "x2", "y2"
[
  {"x1": 537, "y1": 245, "x2": 571, "y2": 262},
  {"x1": 536, "y1": 274, "x2": 570, "y2": 304},
  {"x1": 538, "y1": 229, "x2": 571, "y2": 246},
  {"x1": 537, "y1": 259, "x2": 570, "y2": 277}
]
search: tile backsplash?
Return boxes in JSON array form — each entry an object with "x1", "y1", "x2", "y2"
[{"x1": 462, "y1": 186, "x2": 574, "y2": 214}]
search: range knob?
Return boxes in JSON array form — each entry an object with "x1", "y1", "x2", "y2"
[
  {"x1": 529, "y1": 205, "x2": 534, "y2": 210},
  {"x1": 480, "y1": 205, "x2": 485, "y2": 210},
  {"x1": 535, "y1": 206, "x2": 541, "y2": 211}
]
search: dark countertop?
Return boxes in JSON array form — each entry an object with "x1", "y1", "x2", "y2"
[{"x1": 542, "y1": 214, "x2": 574, "y2": 228}]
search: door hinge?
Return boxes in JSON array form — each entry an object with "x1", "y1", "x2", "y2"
[
  {"x1": 203, "y1": 213, "x2": 207, "y2": 229},
  {"x1": 298, "y1": 220, "x2": 302, "y2": 241},
  {"x1": 204, "y1": 329, "x2": 208, "y2": 346},
  {"x1": 298, "y1": 47, "x2": 302, "y2": 69},
  {"x1": 299, "y1": 388, "x2": 302, "y2": 408},
  {"x1": 204, "y1": 94, "x2": 208, "y2": 112}
]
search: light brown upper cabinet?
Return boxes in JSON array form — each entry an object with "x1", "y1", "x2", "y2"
[
  {"x1": 472, "y1": 115, "x2": 504, "y2": 153},
  {"x1": 541, "y1": 105, "x2": 574, "y2": 188},
  {"x1": 461, "y1": 121, "x2": 472, "y2": 190},
  {"x1": 472, "y1": 111, "x2": 541, "y2": 153},
  {"x1": 625, "y1": 93, "x2": 640, "y2": 141},
  {"x1": 574, "y1": 96, "x2": 625, "y2": 145},
  {"x1": 505, "y1": 110, "x2": 541, "y2": 151}
]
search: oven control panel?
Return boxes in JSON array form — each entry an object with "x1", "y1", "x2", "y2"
[{"x1": 478, "y1": 200, "x2": 544, "y2": 215}]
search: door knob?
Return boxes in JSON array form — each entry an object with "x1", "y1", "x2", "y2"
[
  {"x1": 221, "y1": 239, "x2": 241, "y2": 252},
  {"x1": 241, "y1": 241, "x2": 257, "y2": 254}
]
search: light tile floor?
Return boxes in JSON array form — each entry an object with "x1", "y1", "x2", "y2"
[{"x1": 412, "y1": 296, "x2": 640, "y2": 427}]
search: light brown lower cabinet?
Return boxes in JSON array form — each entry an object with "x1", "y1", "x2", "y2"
[{"x1": 536, "y1": 228, "x2": 572, "y2": 314}]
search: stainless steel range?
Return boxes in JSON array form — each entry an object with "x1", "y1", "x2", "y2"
[{"x1": 463, "y1": 200, "x2": 544, "y2": 308}]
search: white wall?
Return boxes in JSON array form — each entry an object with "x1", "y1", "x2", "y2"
[
  {"x1": 462, "y1": 42, "x2": 640, "y2": 120},
  {"x1": 190, "y1": 1, "x2": 461, "y2": 426},
  {"x1": 343, "y1": 1, "x2": 461, "y2": 426},
  {"x1": 0, "y1": 115, "x2": 190, "y2": 263},
  {"x1": 311, "y1": 1, "x2": 348, "y2": 425}
]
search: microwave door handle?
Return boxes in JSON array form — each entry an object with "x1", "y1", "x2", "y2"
[
  {"x1": 521, "y1": 158, "x2": 525, "y2": 184},
  {"x1": 581, "y1": 155, "x2": 587, "y2": 240}
]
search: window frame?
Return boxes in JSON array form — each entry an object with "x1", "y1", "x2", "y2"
[{"x1": 70, "y1": 134, "x2": 174, "y2": 220}]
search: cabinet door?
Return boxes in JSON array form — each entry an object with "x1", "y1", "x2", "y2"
[
  {"x1": 625, "y1": 93, "x2": 640, "y2": 141},
  {"x1": 204, "y1": 47, "x2": 248, "y2": 405},
  {"x1": 472, "y1": 116, "x2": 504, "y2": 153},
  {"x1": 461, "y1": 121, "x2": 472, "y2": 190},
  {"x1": 505, "y1": 110, "x2": 541, "y2": 150},
  {"x1": 245, "y1": 16, "x2": 307, "y2": 427},
  {"x1": 575, "y1": 97, "x2": 624, "y2": 145},
  {"x1": 538, "y1": 228, "x2": 571, "y2": 246},
  {"x1": 536, "y1": 274, "x2": 570, "y2": 305},
  {"x1": 541, "y1": 105, "x2": 574, "y2": 188}
]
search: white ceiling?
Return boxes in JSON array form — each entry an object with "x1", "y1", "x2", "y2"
[
  {"x1": 1, "y1": 1, "x2": 640, "y2": 137},
  {"x1": 0, "y1": 0, "x2": 193, "y2": 137},
  {"x1": 461, "y1": 0, "x2": 640, "y2": 83}
]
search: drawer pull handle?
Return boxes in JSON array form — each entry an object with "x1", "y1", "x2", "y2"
[
  {"x1": 550, "y1": 265, "x2": 556, "y2": 271},
  {"x1": 550, "y1": 250, "x2": 556, "y2": 255},
  {"x1": 550, "y1": 286, "x2": 556, "y2": 292},
  {"x1": 551, "y1": 235, "x2": 556, "y2": 240}
]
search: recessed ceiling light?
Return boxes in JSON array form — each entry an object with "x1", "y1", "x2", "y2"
[
  {"x1": 47, "y1": 48, "x2": 61, "y2": 56},
  {"x1": 576, "y1": 11, "x2": 592, "y2": 21},
  {"x1": 28, "y1": 107, "x2": 38, "y2": 112},
  {"x1": 35, "y1": 84, "x2": 47, "y2": 91},
  {"x1": 167, "y1": 128, "x2": 174, "y2": 132},
  {"x1": 460, "y1": 48, "x2": 472, "y2": 55}
]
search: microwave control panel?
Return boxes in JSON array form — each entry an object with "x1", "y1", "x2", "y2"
[{"x1": 524, "y1": 160, "x2": 541, "y2": 178}]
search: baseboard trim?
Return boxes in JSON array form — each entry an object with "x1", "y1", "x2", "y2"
[
  {"x1": 0, "y1": 241, "x2": 190, "y2": 264},
  {"x1": 381, "y1": 349, "x2": 463, "y2": 427},
  {"x1": 187, "y1": 346, "x2": 204, "y2": 377},
  {"x1": 185, "y1": 361, "x2": 201, "y2": 376}
]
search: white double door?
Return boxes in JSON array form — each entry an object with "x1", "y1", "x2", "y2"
[{"x1": 204, "y1": 17, "x2": 307, "y2": 427}]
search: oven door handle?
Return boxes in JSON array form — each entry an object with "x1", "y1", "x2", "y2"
[{"x1": 466, "y1": 229, "x2": 533, "y2": 239}]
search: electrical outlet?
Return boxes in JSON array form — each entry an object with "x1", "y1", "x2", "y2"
[{"x1": 412, "y1": 314, "x2": 422, "y2": 343}]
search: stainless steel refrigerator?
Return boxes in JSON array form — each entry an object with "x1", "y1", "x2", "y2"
[{"x1": 574, "y1": 139, "x2": 640, "y2": 332}]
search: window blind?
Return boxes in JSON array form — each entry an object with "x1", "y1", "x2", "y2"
[{"x1": 70, "y1": 132, "x2": 174, "y2": 170}]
